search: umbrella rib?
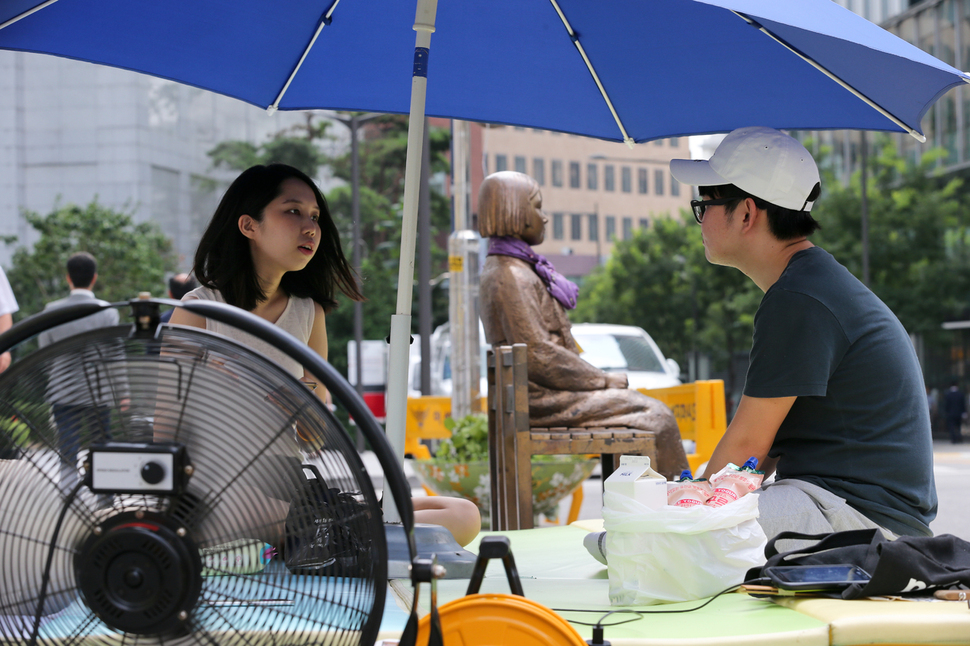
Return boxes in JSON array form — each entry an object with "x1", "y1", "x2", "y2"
[
  {"x1": 548, "y1": 0, "x2": 635, "y2": 147},
  {"x1": 267, "y1": 1, "x2": 343, "y2": 114},
  {"x1": 0, "y1": 0, "x2": 60, "y2": 31},
  {"x1": 733, "y1": 11, "x2": 930, "y2": 143}
]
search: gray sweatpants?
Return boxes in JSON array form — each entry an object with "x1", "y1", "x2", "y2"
[{"x1": 757, "y1": 478, "x2": 897, "y2": 551}]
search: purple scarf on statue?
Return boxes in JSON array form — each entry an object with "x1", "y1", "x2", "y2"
[{"x1": 487, "y1": 236, "x2": 580, "y2": 310}]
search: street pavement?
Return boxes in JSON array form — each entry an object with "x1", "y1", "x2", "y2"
[{"x1": 928, "y1": 439, "x2": 970, "y2": 541}]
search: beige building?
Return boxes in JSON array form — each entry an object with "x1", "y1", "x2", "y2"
[{"x1": 478, "y1": 125, "x2": 692, "y2": 280}]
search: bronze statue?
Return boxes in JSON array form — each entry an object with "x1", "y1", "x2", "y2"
[{"x1": 478, "y1": 170, "x2": 689, "y2": 479}]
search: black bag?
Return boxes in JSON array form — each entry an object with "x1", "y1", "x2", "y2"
[{"x1": 746, "y1": 529, "x2": 970, "y2": 599}]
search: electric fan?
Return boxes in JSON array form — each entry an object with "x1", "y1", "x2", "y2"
[{"x1": 0, "y1": 296, "x2": 418, "y2": 646}]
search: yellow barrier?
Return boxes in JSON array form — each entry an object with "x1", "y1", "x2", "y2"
[
  {"x1": 405, "y1": 382, "x2": 727, "y2": 470},
  {"x1": 404, "y1": 396, "x2": 486, "y2": 460},
  {"x1": 638, "y1": 380, "x2": 728, "y2": 474}
]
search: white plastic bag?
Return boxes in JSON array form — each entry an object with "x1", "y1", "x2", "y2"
[{"x1": 602, "y1": 490, "x2": 767, "y2": 605}]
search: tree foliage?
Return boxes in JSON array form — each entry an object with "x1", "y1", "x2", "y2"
[
  {"x1": 208, "y1": 115, "x2": 332, "y2": 178},
  {"x1": 6, "y1": 200, "x2": 179, "y2": 321},
  {"x1": 811, "y1": 138, "x2": 970, "y2": 346}
]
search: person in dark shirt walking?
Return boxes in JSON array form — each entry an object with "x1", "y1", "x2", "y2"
[{"x1": 943, "y1": 381, "x2": 966, "y2": 444}]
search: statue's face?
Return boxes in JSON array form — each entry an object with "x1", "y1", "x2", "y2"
[{"x1": 520, "y1": 187, "x2": 547, "y2": 246}]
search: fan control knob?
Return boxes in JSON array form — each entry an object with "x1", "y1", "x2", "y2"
[{"x1": 141, "y1": 461, "x2": 165, "y2": 485}]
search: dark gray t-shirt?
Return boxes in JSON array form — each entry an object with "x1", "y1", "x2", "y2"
[{"x1": 744, "y1": 247, "x2": 936, "y2": 536}]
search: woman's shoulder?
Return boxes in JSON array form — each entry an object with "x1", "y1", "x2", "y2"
[{"x1": 183, "y1": 285, "x2": 224, "y2": 303}]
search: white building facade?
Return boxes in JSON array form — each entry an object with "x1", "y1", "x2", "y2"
[{"x1": 0, "y1": 51, "x2": 341, "y2": 269}]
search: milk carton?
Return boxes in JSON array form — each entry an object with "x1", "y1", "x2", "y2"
[{"x1": 603, "y1": 455, "x2": 667, "y2": 510}]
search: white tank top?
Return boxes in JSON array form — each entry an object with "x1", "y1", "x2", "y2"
[{"x1": 182, "y1": 286, "x2": 315, "y2": 378}]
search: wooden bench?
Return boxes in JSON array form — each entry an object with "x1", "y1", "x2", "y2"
[{"x1": 487, "y1": 343, "x2": 657, "y2": 530}]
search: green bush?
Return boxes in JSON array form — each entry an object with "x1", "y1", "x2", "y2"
[
  {"x1": 431, "y1": 413, "x2": 584, "y2": 464},
  {"x1": 435, "y1": 414, "x2": 488, "y2": 462}
]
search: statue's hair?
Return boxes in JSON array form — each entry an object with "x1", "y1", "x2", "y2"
[{"x1": 477, "y1": 171, "x2": 540, "y2": 237}]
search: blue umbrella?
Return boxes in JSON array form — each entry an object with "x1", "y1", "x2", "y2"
[
  {"x1": 2, "y1": 0, "x2": 967, "y2": 520},
  {"x1": 1, "y1": 0, "x2": 964, "y2": 142}
]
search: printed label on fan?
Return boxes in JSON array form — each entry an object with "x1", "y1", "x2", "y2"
[
  {"x1": 200, "y1": 539, "x2": 273, "y2": 576},
  {"x1": 90, "y1": 451, "x2": 175, "y2": 492}
]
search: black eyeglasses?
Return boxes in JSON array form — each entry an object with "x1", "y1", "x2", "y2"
[{"x1": 690, "y1": 197, "x2": 735, "y2": 224}]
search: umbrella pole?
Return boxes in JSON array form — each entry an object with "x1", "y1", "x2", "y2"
[{"x1": 384, "y1": 0, "x2": 439, "y2": 524}]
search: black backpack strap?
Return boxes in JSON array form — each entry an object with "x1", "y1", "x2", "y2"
[
  {"x1": 746, "y1": 529, "x2": 887, "y2": 586},
  {"x1": 765, "y1": 528, "x2": 882, "y2": 564}
]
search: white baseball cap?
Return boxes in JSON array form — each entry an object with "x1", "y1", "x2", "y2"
[{"x1": 670, "y1": 127, "x2": 821, "y2": 212}]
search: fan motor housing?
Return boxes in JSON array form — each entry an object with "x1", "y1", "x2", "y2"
[{"x1": 75, "y1": 511, "x2": 202, "y2": 636}]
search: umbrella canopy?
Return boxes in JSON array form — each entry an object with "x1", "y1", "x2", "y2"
[
  {"x1": 2, "y1": 0, "x2": 966, "y2": 523},
  {"x1": 1, "y1": 0, "x2": 966, "y2": 143}
]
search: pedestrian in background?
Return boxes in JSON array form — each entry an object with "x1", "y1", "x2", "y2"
[
  {"x1": 160, "y1": 273, "x2": 198, "y2": 323},
  {"x1": 0, "y1": 266, "x2": 19, "y2": 373},
  {"x1": 38, "y1": 252, "x2": 125, "y2": 498},
  {"x1": 944, "y1": 381, "x2": 966, "y2": 445}
]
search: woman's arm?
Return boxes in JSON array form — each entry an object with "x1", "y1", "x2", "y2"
[{"x1": 304, "y1": 302, "x2": 331, "y2": 405}]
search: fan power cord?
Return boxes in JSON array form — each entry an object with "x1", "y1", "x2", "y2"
[
  {"x1": 554, "y1": 579, "x2": 771, "y2": 645},
  {"x1": 29, "y1": 480, "x2": 84, "y2": 646}
]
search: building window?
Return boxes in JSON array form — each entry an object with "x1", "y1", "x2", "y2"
[
  {"x1": 571, "y1": 214, "x2": 582, "y2": 240},
  {"x1": 552, "y1": 160, "x2": 563, "y2": 187},
  {"x1": 553, "y1": 213, "x2": 564, "y2": 239},
  {"x1": 621, "y1": 167, "x2": 632, "y2": 193},
  {"x1": 514, "y1": 155, "x2": 526, "y2": 173},
  {"x1": 496, "y1": 154, "x2": 507, "y2": 172},
  {"x1": 533, "y1": 158, "x2": 545, "y2": 186},
  {"x1": 654, "y1": 169, "x2": 665, "y2": 196},
  {"x1": 638, "y1": 168, "x2": 648, "y2": 194},
  {"x1": 604, "y1": 165, "x2": 615, "y2": 191},
  {"x1": 605, "y1": 216, "x2": 616, "y2": 241},
  {"x1": 588, "y1": 213, "x2": 598, "y2": 241},
  {"x1": 569, "y1": 161, "x2": 581, "y2": 188},
  {"x1": 653, "y1": 139, "x2": 663, "y2": 147},
  {"x1": 639, "y1": 218, "x2": 650, "y2": 230},
  {"x1": 622, "y1": 217, "x2": 633, "y2": 240},
  {"x1": 587, "y1": 163, "x2": 598, "y2": 190},
  {"x1": 671, "y1": 175, "x2": 680, "y2": 196},
  {"x1": 670, "y1": 137, "x2": 680, "y2": 148}
]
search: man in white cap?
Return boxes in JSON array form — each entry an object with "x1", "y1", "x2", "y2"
[{"x1": 670, "y1": 127, "x2": 936, "y2": 540}]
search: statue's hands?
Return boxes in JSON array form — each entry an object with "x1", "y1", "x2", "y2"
[{"x1": 605, "y1": 373, "x2": 628, "y2": 389}]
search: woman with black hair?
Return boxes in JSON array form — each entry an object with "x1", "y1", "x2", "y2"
[{"x1": 171, "y1": 164, "x2": 481, "y2": 548}]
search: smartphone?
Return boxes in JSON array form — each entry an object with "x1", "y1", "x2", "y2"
[{"x1": 764, "y1": 564, "x2": 871, "y2": 591}]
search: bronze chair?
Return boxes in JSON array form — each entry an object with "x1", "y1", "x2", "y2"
[{"x1": 487, "y1": 344, "x2": 657, "y2": 530}]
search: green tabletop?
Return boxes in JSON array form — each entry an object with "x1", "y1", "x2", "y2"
[{"x1": 390, "y1": 525, "x2": 829, "y2": 645}]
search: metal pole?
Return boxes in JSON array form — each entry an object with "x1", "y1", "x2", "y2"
[
  {"x1": 448, "y1": 119, "x2": 481, "y2": 419},
  {"x1": 861, "y1": 131, "x2": 870, "y2": 287},
  {"x1": 594, "y1": 202, "x2": 601, "y2": 264},
  {"x1": 419, "y1": 120, "x2": 432, "y2": 396},
  {"x1": 384, "y1": 0, "x2": 438, "y2": 524},
  {"x1": 331, "y1": 111, "x2": 380, "y2": 449},
  {"x1": 351, "y1": 114, "x2": 366, "y2": 450}
]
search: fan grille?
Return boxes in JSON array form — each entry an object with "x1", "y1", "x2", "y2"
[{"x1": 0, "y1": 324, "x2": 387, "y2": 645}]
